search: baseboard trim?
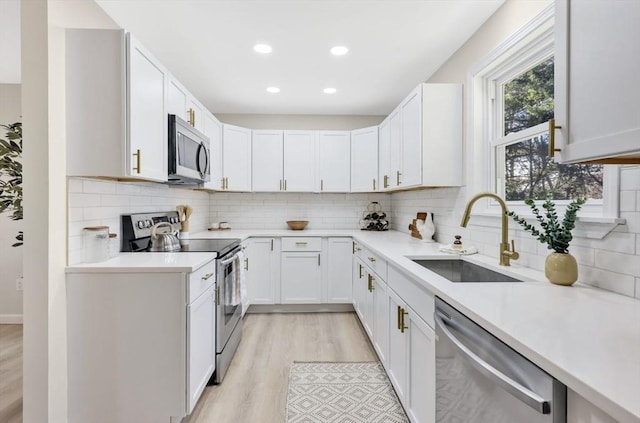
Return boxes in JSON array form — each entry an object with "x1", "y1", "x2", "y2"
[
  {"x1": 0, "y1": 314, "x2": 23, "y2": 324},
  {"x1": 247, "y1": 303, "x2": 355, "y2": 314}
]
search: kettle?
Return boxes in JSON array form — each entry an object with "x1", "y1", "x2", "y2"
[{"x1": 149, "y1": 222, "x2": 181, "y2": 252}]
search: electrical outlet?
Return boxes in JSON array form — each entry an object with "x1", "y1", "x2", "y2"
[{"x1": 16, "y1": 277, "x2": 23, "y2": 291}]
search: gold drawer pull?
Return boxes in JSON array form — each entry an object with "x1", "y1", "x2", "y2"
[
  {"x1": 201, "y1": 273, "x2": 214, "y2": 280},
  {"x1": 295, "y1": 242, "x2": 308, "y2": 245},
  {"x1": 368, "y1": 257, "x2": 376, "y2": 263},
  {"x1": 548, "y1": 118, "x2": 562, "y2": 158}
]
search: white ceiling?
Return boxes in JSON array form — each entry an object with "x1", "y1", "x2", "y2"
[
  {"x1": 2, "y1": 0, "x2": 506, "y2": 114},
  {"x1": 96, "y1": 0, "x2": 505, "y2": 115}
]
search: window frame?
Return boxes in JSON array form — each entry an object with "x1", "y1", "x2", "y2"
[{"x1": 466, "y1": 5, "x2": 619, "y2": 221}]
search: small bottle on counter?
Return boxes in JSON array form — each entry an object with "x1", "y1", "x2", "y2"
[{"x1": 452, "y1": 235, "x2": 463, "y2": 250}]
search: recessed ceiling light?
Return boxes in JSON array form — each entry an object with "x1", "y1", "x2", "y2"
[
  {"x1": 266, "y1": 86, "x2": 280, "y2": 93},
  {"x1": 323, "y1": 88, "x2": 337, "y2": 94},
  {"x1": 254, "y1": 44, "x2": 273, "y2": 54},
  {"x1": 330, "y1": 46, "x2": 349, "y2": 56}
]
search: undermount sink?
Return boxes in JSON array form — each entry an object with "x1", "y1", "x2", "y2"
[{"x1": 412, "y1": 259, "x2": 523, "y2": 283}]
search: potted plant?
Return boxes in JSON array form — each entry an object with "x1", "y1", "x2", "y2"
[
  {"x1": 0, "y1": 122, "x2": 23, "y2": 247},
  {"x1": 507, "y1": 194, "x2": 586, "y2": 285}
]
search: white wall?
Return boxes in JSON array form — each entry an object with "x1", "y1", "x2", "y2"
[
  {"x1": 0, "y1": 83, "x2": 23, "y2": 321},
  {"x1": 209, "y1": 192, "x2": 390, "y2": 230},
  {"x1": 215, "y1": 113, "x2": 384, "y2": 130},
  {"x1": 390, "y1": 0, "x2": 640, "y2": 299}
]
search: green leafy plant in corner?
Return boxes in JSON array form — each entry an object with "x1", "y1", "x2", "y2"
[
  {"x1": 0, "y1": 122, "x2": 23, "y2": 247},
  {"x1": 507, "y1": 194, "x2": 586, "y2": 254}
]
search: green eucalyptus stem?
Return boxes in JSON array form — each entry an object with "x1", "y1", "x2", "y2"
[
  {"x1": 0, "y1": 122, "x2": 23, "y2": 247},
  {"x1": 507, "y1": 194, "x2": 585, "y2": 254}
]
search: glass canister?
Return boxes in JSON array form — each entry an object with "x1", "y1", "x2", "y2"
[{"x1": 83, "y1": 226, "x2": 109, "y2": 263}]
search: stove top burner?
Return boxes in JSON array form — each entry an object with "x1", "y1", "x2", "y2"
[{"x1": 121, "y1": 212, "x2": 240, "y2": 257}]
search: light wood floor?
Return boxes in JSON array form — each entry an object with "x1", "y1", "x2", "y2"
[
  {"x1": 0, "y1": 324, "x2": 22, "y2": 423},
  {"x1": 185, "y1": 312, "x2": 377, "y2": 423},
  {"x1": 0, "y1": 313, "x2": 374, "y2": 423}
]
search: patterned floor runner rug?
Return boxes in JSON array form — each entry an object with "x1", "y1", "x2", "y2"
[{"x1": 285, "y1": 361, "x2": 409, "y2": 423}]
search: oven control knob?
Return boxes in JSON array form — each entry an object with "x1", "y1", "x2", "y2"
[
  {"x1": 137, "y1": 221, "x2": 145, "y2": 229},
  {"x1": 169, "y1": 217, "x2": 176, "y2": 224}
]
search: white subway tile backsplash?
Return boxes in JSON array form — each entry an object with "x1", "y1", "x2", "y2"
[
  {"x1": 620, "y1": 190, "x2": 636, "y2": 212},
  {"x1": 68, "y1": 193, "x2": 102, "y2": 208},
  {"x1": 83, "y1": 179, "x2": 117, "y2": 194},
  {"x1": 390, "y1": 181, "x2": 640, "y2": 299},
  {"x1": 68, "y1": 178, "x2": 83, "y2": 193}
]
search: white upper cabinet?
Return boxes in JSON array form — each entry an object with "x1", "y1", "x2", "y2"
[
  {"x1": 203, "y1": 111, "x2": 223, "y2": 191},
  {"x1": 388, "y1": 83, "x2": 463, "y2": 190},
  {"x1": 389, "y1": 108, "x2": 402, "y2": 188},
  {"x1": 351, "y1": 126, "x2": 379, "y2": 192},
  {"x1": 554, "y1": 0, "x2": 640, "y2": 164},
  {"x1": 400, "y1": 86, "x2": 422, "y2": 187},
  {"x1": 167, "y1": 78, "x2": 189, "y2": 122},
  {"x1": 283, "y1": 131, "x2": 317, "y2": 192},
  {"x1": 318, "y1": 131, "x2": 351, "y2": 192},
  {"x1": 222, "y1": 124, "x2": 252, "y2": 191},
  {"x1": 167, "y1": 76, "x2": 205, "y2": 132},
  {"x1": 378, "y1": 118, "x2": 392, "y2": 190},
  {"x1": 252, "y1": 130, "x2": 284, "y2": 192},
  {"x1": 66, "y1": 29, "x2": 168, "y2": 182}
]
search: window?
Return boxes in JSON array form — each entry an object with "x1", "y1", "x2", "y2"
[
  {"x1": 468, "y1": 5, "x2": 617, "y2": 219},
  {"x1": 494, "y1": 57, "x2": 604, "y2": 202}
]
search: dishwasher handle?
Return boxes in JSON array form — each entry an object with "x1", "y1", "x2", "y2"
[{"x1": 435, "y1": 310, "x2": 551, "y2": 415}]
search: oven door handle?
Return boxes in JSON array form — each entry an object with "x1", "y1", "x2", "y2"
[
  {"x1": 435, "y1": 310, "x2": 551, "y2": 414},
  {"x1": 219, "y1": 252, "x2": 240, "y2": 266}
]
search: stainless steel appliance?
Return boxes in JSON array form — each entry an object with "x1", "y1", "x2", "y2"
[
  {"x1": 168, "y1": 114, "x2": 210, "y2": 185},
  {"x1": 435, "y1": 297, "x2": 566, "y2": 423},
  {"x1": 121, "y1": 211, "x2": 242, "y2": 383}
]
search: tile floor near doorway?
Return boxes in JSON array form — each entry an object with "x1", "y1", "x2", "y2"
[
  {"x1": 186, "y1": 312, "x2": 377, "y2": 423},
  {"x1": 0, "y1": 313, "x2": 375, "y2": 423},
  {"x1": 0, "y1": 324, "x2": 22, "y2": 423}
]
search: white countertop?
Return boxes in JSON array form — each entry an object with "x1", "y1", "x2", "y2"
[
  {"x1": 68, "y1": 228, "x2": 640, "y2": 421},
  {"x1": 65, "y1": 252, "x2": 216, "y2": 273}
]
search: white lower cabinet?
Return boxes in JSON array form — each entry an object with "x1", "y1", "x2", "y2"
[
  {"x1": 281, "y1": 251, "x2": 322, "y2": 303},
  {"x1": 187, "y1": 283, "x2": 216, "y2": 413},
  {"x1": 245, "y1": 238, "x2": 280, "y2": 304},
  {"x1": 567, "y1": 389, "x2": 618, "y2": 423},
  {"x1": 66, "y1": 259, "x2": 217, "y2": 423},
  {"x1": 387, "y1": 289, "x2": 409, "y2": 400},
  {"x1": 405, "y1": 308, "x2": 436, "y2": 423},
  {"x1": 371, "y1": 275, "x2": 389, "y2": 365},
  {"x1": 326, "y1": 238, "x2": 353, "y2": 303},
  {"x1": 281, "y1": 236, "x2": 322, "y2": 304}
]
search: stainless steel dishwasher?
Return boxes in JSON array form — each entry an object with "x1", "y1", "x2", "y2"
[{"x1": 435, "y1": 297, "x2": 566, "y2": 423}]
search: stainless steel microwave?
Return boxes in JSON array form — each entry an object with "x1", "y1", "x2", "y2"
[{"x1": 168, "y1": 114, "x2": 210, "y2": 185}]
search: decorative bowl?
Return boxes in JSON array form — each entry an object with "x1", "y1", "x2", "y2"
[{"x1": 287, "y1": 220, "x2": 309, "y2": 231}]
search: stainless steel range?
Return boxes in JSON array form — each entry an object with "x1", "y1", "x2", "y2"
[{"x1": 121, "y1": 211, "x2": 243, "y2": 383}]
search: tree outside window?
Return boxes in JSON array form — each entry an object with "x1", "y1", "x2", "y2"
[{"x1": 497, "y1": 57, "x2": 603, "y2": 202}]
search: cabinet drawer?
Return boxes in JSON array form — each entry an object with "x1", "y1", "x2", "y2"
[
  {"x1": 188, "y1": 260, "x2": 216, "y2": 303},
  {"x1": 361, "y1": 247, "x2": 387, "y2": 281},
  {"x1": 281, "y1": 237, "x2": 322, "y2": 251},
  {"x1": 387, "y1": 265, "x2": 434, "y2": 328}
]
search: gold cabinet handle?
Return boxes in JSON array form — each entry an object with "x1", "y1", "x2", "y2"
[
  {"x1": 368, "y1": 257, "x2": 376, "y2": 263},
  {"x1": 397, "y1": 305, "x2": 402, "y2": 330},
  {"x1": 383, "y1": 174, "x2": 389, "y2": 188},
  {"x1": 244, "y1": 257, "x2": 249, "y2": 271},
  {"x1": 373, "y1": 178, "x2": 376, "y2": 191},
  {"x1": 318, "y1": 253, "x2": 321, "y2": 266},
  {"x1": 284, "y1": 179, "x2": 287, "y2": 191},
  {"x1": 321, "y1": 179, "x2": 324, "y2": 191},
  {"x1": 352, "y1": 241, "x2": 356, "y2": 254},
  {"x1": 132, "y1": 149, "x2": 141, "y2": 174},
  {"x1": 358, "y1": 263, "x2": 363, "y2": 278},
  {"x1": 396, "y1": 170, "x2": 402, "y2": 186},
  {"x1": 400, "y1": 307, "x2": 408, "y2": 333},
  {"x1": 295, "y1": 241, "x2": 308, "y2": 245},
  {"x1": 271, "y1": 239, "x2": 274, "y2": 251},
  {"x1": 201, "y1": 272, "x2": 214, "y2": 281},
  {"x1": 192, "y1": 109, "x2": 196, "y2": 127},
  {"x1": 548, "y1": 118, "x2": 562, "y2": 158}
]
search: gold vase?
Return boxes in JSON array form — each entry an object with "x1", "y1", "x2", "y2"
[{"x1": 545, "y1": 252, "x2": 578, "y2": 286}]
